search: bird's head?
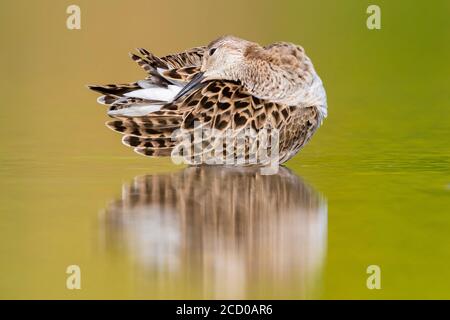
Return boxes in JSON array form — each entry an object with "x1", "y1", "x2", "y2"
[
  {"x1": 173, "y1": 36, "x2": 253, "y2": 100},
  {"x1": 200, "y1": 35, "x2": 253, "y2": 81}
]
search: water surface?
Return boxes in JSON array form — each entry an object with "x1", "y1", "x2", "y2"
[{"x1": 0, "y1": 0, "x2": 449, "y2": 299}]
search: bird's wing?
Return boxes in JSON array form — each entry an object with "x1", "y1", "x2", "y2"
[
  {"x1": 129, "y1": 46, "x2": 205, "y2": 73},
  {"x1": 105, "y1": 79, "x2": 319, "y2": 163},
  {"x1": 88, "y1": 47, "x2": 206, "y2": 113},
  {"x1": 160, "y1": 46, "x2": 206, "y2": 69},
  {"x1": 171, "y1": 80, "x2": 321, "y2": 164}
]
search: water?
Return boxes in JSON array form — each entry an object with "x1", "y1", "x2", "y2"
[
  {"x1": 101, "y1": 167, "x2": 327, "y2": 299},
  {"x1": 0, "y1": 0, "x2": 449, "y2": 299},
  {"x1": 1, "y1": 140, "x2": 448, "y2": 299}
]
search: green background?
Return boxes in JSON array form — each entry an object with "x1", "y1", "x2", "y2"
[{"x1": 0, "y1": 0, "x2": 449, "y2": 299}]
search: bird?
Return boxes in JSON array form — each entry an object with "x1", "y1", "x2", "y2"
[{"x1": 88, "y1": 36, "x2": 327, "y2": 166}]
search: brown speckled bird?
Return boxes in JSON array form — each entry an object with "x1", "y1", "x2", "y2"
[{"x1": 88, "y1": 36, "x2": 327, "y2": 165}]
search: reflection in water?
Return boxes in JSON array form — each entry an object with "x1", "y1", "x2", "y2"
[{"x1": 100, "y1": 167, "x2": 327, "y2": 299}]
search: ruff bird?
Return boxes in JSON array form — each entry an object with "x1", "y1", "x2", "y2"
[{"x1": 88, "y1": 36, "x2": 327, "y2": 165}]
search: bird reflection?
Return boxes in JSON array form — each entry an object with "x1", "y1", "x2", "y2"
[{"x1": 100, "y1": 166, "x2": 327, "y2": 299}]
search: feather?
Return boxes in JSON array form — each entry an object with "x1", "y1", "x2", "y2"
[
  {"x1": 124, "y1": 85, "x2": 181, "y2": 102},
  {"x1": 108, "y1": 104, "x2": 164, "y2": 117}
]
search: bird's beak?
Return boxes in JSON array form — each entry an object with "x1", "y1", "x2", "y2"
[{"x1": 173, "y1": 72, "x2": 205, "y2": 101}]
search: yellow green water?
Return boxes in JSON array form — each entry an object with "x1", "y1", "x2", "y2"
[{"x1": 0, "y1": 0, "x2": 449, "y2": 299}]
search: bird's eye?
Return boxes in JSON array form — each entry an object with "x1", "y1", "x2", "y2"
[{"x1": 209, "y1": 48, "x2": 217, "y2": 56}]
